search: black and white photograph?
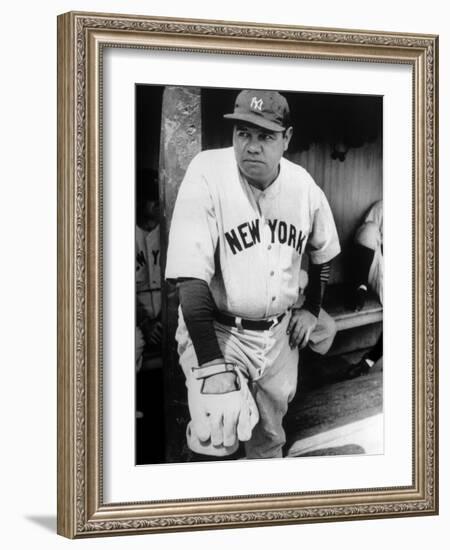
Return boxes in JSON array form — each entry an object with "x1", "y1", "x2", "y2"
[
  {"x1": 54, "y1": 9, "x2": 438, "y2": 539},
  {"x1": 135, "y1": 85, "x2": 383, "y2": 465}
]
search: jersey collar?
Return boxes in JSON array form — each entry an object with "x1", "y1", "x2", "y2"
[{"x1": 238, "y1": 160, "x2": 283, "y2": 199}]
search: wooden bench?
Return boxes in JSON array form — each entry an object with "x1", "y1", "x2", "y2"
[
  {"x1": 324, "y1": 284, "x2": 382, "y2": 331},
  {"x1": 323, "y1": 284, "x2": 382, "y2": 355}
]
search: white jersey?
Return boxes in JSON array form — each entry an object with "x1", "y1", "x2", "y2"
[
  {"x1": 365, "y1": 200, "x2": 383, "y2": 242},
  {"x1": 136, "y1": 224, "x2": 162, "y2": 319},
  {"x1": 166, "y1": 147, "x2": 340, "y2": 319},
  {"x1": 364, "y1": 200, "x2": 383, "y2": 303}
]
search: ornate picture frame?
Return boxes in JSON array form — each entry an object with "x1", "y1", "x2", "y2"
[{"x1": 57, "y1": 11, "x2": 438, "y2": 538}]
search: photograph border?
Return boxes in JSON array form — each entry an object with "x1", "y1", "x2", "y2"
[{"x1": 57, "y1": 11, "x2": 438, "y2": 538}]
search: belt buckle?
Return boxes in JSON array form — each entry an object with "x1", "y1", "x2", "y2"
[{"x1": 269, "y1": 314, "x2": 281, "y2": 329}]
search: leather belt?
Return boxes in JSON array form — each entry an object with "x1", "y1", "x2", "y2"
[{"x1": 214, "y1": 311, "x2": 285, "y2": 331}]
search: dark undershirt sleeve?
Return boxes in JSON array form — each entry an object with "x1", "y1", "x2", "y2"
[
  {"x1": 176, "y1": 278, "x2": 224, "y2": 366},
  {"x1": 302, "y1": 261, "x2": 332, "y2": 318}
]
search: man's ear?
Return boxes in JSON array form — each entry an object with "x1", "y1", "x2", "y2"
[{"x1": 283, "y1": 126, "x2": 293, "y2": 151}]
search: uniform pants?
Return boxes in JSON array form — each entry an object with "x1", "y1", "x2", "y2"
[
  {"x1": 176, "y1": 307, "x2": 336, "y2": 459},
  {"x1": 136, "y1": 326, "x2": 145, "y2": 372}
]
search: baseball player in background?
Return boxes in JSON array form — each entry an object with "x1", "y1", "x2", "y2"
[
  {"x1": 136, "y1": 170, "x2": 163, "y2": 371},
  {"x1": 166, "y1": 89, "x2": 341, "y2": 459},
  {"x1": 346, "y1": 200, "x2": 383, "y2": 378}
]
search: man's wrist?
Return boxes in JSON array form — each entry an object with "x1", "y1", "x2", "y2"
[
  {"x1": 292, "y1": 304, "x2": 319, "y2": 318},
  {"x1": 301, "y1": 302, "x2": 320, "y2": 318},
  {"x1": 200, "y1": 358, "x2": 225, "y2": 368},
  {"x1": 193, "y1": 360, "x2": 238, "y2": 381}
]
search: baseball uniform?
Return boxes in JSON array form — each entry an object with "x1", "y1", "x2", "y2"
[
  {"x1": 136, "y1": 224, "x2": 162, "y2": 320},
  {"x1": 346, "y1": 201, "x2": 383, "y2": 378},
  {"x1": 166, "y1": 146, "x2": 340, "y2": 458},
  {"x1": 355, "y1": 200, "x2": 383, "y2": 303},
  {"x1": 136, "y1": 224, "x2": 162, "y2": 369}
]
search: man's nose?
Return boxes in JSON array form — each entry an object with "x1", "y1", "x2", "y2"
[{"x1": 247, "y1": 136, "x2": 262, "y2": 153}]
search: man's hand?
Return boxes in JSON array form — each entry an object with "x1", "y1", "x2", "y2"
[
  {"x1": 148, "y1": 321, "x2": 163, "y2": 346},
  {"x1": 140, "y1": 318, "x2": 163, "y2": 348},
  {"x1": 286, "y1": 308, "x2": 318, "y2": 349}
]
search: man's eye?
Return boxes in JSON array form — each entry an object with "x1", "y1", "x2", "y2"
[
  {"x1": 263, "y1": 134, "x2": 275, "y2": 141},
  {"x1": 237, "y1": 131, "x2": 249, "y2": 138}
]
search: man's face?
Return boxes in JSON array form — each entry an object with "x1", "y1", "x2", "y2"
[
  {"x1": 233, "y1": 123, "x2": 293, "y2": 188},
  {"x1": 137, "y1": 199, "x2": 160, "y2": 232}
]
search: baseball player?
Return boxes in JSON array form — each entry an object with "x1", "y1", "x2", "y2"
[
  {"x1": 166, "y1": 89, "x2": 340, "y2": 459},
  {"x1": 347, "y1": 200, "x2": 383, "y2": 378},
  {"x1": 136, "y1": 170, "x2": 163, "y2": 371},
  {"x1": 352, "y1": 200, "x2": 383, "y2": 308}
]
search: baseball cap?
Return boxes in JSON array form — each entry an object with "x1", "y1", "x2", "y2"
[{"x1": 224, "y1": 89, "x2": 290, "y2": 132}]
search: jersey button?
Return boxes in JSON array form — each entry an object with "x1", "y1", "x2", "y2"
[
  {"x1": 270, "y1": 271, "x2": 275, "y2": 276},
  {"x1": 271, "y1": 296, "x2": 276, "y2": 301},
  {"x1": 267, "y1": 245, "x2": 272, "y2": 250}
]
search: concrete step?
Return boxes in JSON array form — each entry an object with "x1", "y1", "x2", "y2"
[{"x1": 284, "y1": 361, "x2": 383, "y2": 457}]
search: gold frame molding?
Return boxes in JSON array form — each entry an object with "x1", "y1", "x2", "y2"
[{"x1": 57, "y1": 11, "x2": 439, "y2": 539}]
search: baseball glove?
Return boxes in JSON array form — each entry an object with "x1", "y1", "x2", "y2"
[{"x1": 186, "y1": 366, "x2": 259, "y2": 456}]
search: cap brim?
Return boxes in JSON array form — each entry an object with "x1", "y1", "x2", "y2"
[{"x1": 223, "y1": 113, "x2": 285, "y2": 132}]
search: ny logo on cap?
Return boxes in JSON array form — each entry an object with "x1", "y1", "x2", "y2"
[{"x1": 250, "y1": 97, "x2": 263, "y2": 111}]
